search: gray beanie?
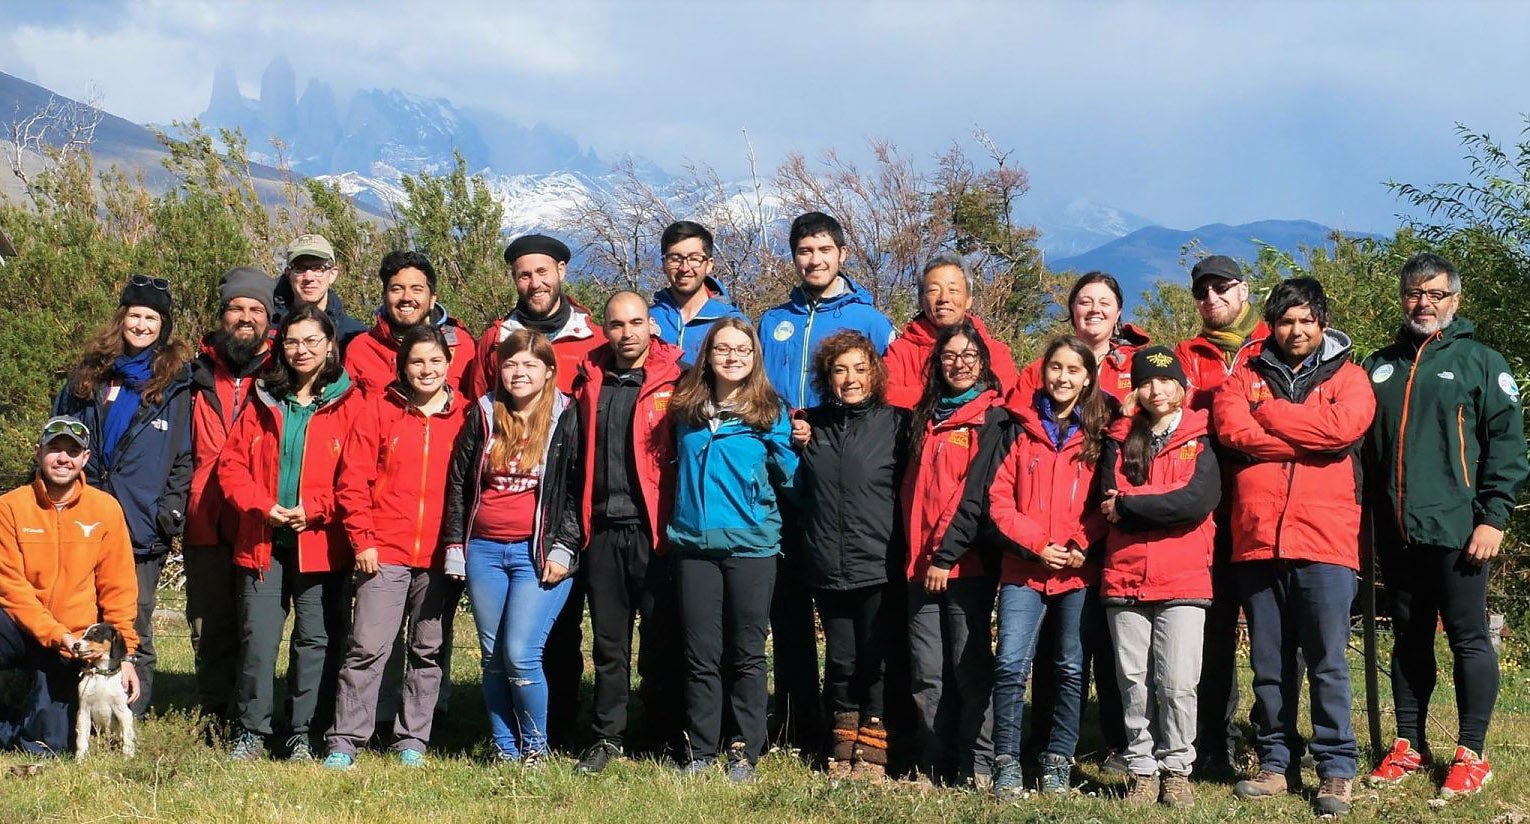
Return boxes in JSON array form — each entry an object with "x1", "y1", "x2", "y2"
[{"x1": 219, "y1": 267, "x2": 276, "y2": 316}]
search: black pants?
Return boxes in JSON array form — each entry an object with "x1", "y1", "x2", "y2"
[
  {"x1": 816, "y1": 584, "x2": 888, "y2": 720},
  {"x1": 130, "y1": 551, "x2": 167, "y2": 717},
  {"x1": 184, "y1": 543, "x2": 242, "y2": 719},
  {"x1": 544, "y1": 570, "x2": 585, "y2": 751},
  {"x1": 1381, "y1": 542, "x2": 1498, "y2": 754},
  {"x1": 1026, "y1": 584, "x2": 1127, "y2": 762},
  {"x1": 770, "y1": 538, "x2": 822, "y2": 749},
  {"x1": 677, "y1": 553, "x2": 777, "y2": 764},
  {"x1": 1195, "y1": 517, "x2": 1242, "y2": 769},
  {"x1": 586, "y1": 522, "x2": 682, "y2": 752},
  {"x1": 0, "y1": 606, "x2": 75, "y2": 755}
]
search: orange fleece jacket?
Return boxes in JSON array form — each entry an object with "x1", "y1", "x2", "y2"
[{"x1": 0, "y1": 477, "x2": 139, "y2": 654}]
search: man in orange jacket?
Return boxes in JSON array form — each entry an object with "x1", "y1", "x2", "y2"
[{"x1": 0, "y1": 416, "x2": 139, "y2": 755}]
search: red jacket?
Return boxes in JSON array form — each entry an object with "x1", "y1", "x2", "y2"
[
  {"x1": 335, "y1": 386, "x2": 467, "y2": 569},
  {"x1": 1098, "y1": 407, "x2": 1220, "y2": 601},
  {"x1": 884, "y1": 314, "x2": 1021, "y2": 409},
  {"x1": 469, "y1": 297, "x2": 604, "y2": 397},
  {"x1": 344, "y1": 310, "x2": 478, "y2": 397},
  {"x1": 217, "y1": 380, "x2": 362, "y2": 574},
  {"x1": 988, "y1": 401, "x2": 1107, "y2": 593},
  {"x1": 186, "y1": 339, "x2": 269, "y2": 547},
  {"x1": 901, "y1": 387, "x2": 1012, "y2": 581},
  {"x1": 1212, "y1": 335, "x2": 1375, "y2": 569},
  {"x1": 1016, "y1": 324, "x2": 1151, "y2": 404},
  {"x1": 1175, "y1": 322, "x2": 1269, "y2": 414},
  {"x1": 572, "y1": 340, "x2": 683, "y2": 552}
]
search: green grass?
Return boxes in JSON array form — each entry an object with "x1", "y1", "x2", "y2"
[{"x1": 4, "y1": 596, "x2": 1530, "y2": 822}]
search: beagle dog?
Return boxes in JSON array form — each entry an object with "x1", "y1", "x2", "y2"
[{"x1": 71, "y1": 622, "x2": 136, "y2": 758}]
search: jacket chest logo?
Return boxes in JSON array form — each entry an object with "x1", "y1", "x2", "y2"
[
  {"x1": 653, "y1": 390, "x2": 672, "y2": 413},
  {"x1": 1437, "y1": 371, "x2": 1455, "y2": 381},
  {"x1": 1249, "y1": 379, "x2": 1272, "y2": 402},
  {"x1": 945, "y1": 428, "x2": 971, "y2": 449},
  {"x1": 1116, "y1": 373, "x2": 1132, "y2": 390},
  {"x1": 772, "y1": 320, "x2": 795, "y2": 341},
  {"x1": 1177, "y1": 442, "x2": 1199, "y2": 461},
  {"x1": 1371, "y1": 364, "x2": 1395, "y2": 384},
  {"x1": 76, "y1": 521, "x2": 102, "y2": 538}
]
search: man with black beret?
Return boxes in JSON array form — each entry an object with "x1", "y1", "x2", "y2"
[{"x1": 468, "y1": 233, "x2": 603, "y2": 397}]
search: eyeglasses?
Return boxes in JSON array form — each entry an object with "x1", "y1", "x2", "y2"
[
  {"x1": 1402, "y1": 288, "x2": 1457, "y2": 305},
  {"x1": 290, "y1": 260, "x2": 336, "y2": 275},
  {"x1": 42, "y1": 419, "x2": 90, "y2": 439},
  {"x1": 663, "y1": 253, "x2": 711, "y2": 269},
  {"x1": 129, "y1": 275, "x2": 170, "y2": 291},
  {"x1": 282, "y1": 335, "x2": 329, "y2": 352},
  {"x1": 1192, "y1": 279, "x2": 1240, "y2": 301},
  {"x1": 710, "y1": 344, "x2": 754, "y2": 359},
  {"x1": 939, "y1": 350, "x2": 981, "y2": 367}
]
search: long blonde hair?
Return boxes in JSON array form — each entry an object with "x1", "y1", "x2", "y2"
[
  {"x1": 670, "y1": 317, "x2": 781, "y2": 431},
  {"x1": 488, "y1": 330, "x2": 559, "y2": 473}
]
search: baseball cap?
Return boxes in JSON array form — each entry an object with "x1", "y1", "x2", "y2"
[
  {"x1": 1189, "y1": 255, "x2": 1243, "y2": 285},
  {"x1": 39, "y1": 415, "x2": 90, "y2": 448},
  {"x1": 285, "y1": 234, "x2": 336, "y2": 267}
]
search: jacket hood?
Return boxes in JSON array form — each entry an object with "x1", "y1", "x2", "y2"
[
  {"x1": 194, "y1": 334, "x2": 270, "y2": 386},
  {"x1": 931, "y1": 387, "x2": 1005, "y2": 430},
  {"x1": 1115, "y1": 323, "x2": 1151, "y2": 348},
  {"x1": 900, "y1": 312, "x2": 1004, "y2": 348},
  {"x1": 785, "y1": 274, "x2": 879, "y2": 314},
  {"x1": 653, "y1": 276, "x2": 735, "y2": 312},
  {"x1": 1106, "y1": 405, "x2": 1209, "y2": 451},
  {"x1": 500, "y1": 293, "x2": 597, "y2": 343},
  {"x1": 368, "y1": 303, "x2": 463, "y2": 347},
  {"x1": 254, "y1": 368, "x2": 355, "y2": 410},
  {"x1": 1255, "y1": 326, "x2": 1353, "y2": 371},
  {"x1": 1393, "y1": 315, "x2": 1477, "y2": 348}
]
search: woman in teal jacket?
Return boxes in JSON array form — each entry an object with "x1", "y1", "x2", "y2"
[{"x1": 667, "y1": 317, "x2": 797, "y2": 782}]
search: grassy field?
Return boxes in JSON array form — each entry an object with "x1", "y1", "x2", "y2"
[{"x1": 4, "y1": 593, "x2": 1530, "y2": 823}]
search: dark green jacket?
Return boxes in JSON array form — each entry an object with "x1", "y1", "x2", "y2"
[{"x1": 1363, "y1": 318, "x2": 1528, "y2": 549}]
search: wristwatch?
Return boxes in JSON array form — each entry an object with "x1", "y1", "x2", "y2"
[{"x1": 124, "y1": 654, "x2": 140, "y2": 664}]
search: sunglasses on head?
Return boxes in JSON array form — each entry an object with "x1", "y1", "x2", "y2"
[
  {"x1": 43, "y1": 419, "x2": 89, "y2": 439},
  {"x1": 1192, "y1": 279, "x2": 1240, "y2": 301},
  {"x1": 129, "y1": 275, "x2": 170, "y2": 291}
]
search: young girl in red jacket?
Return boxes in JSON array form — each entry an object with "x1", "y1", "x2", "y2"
[
  {"x1": 1098, "y1": 345, "x2": 1220, "y2": 808},
  {"x1": 323, "y1": 324, "x2": 468, "y2": 769},
  {"x1": 218, "y1": 304, "x2": 362, "y2": 762},
  {"x1": 987, "y1": 336, "x2": 1111, "y2": 799},
  {"x1": 902, "y1": 319, "x2": 1013, "y2": 787}
]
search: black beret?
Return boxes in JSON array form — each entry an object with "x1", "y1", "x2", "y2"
[{"x1": 504, "y1": 234, "x2": 571, "y2": 265}]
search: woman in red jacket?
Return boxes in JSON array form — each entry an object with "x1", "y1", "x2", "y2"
[
  {"x1": 987, "y1": 336, "x2": 1111, "y2": 799},
  {"x1": 902, "y1": 319, "x2": 1012, "y2": 787},
  {"x1": 1098, "y1": 346, "x2": 1220, "y2": 808},
  {"x1": 323, "y1": 324, "x2": 468, "y2": 769},
  {"x1": 218, "y1": 304, "x2": 361, "y2": 762}
]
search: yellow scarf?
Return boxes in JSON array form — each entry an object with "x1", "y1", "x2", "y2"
[{"x1": 1202, "y1": 304, "x2": 1260, "y2": 365}]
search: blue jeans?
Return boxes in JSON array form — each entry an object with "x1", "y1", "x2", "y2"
[
  {"x1": 992, "y1": 584, "x2": 1086, "y2": 761},
  {"x1": 1237, "y1": 559, "x2": 1358, "y2": 778},
  {"x1": 465, "y1": 538, "x2": 573, "y2": 758}
]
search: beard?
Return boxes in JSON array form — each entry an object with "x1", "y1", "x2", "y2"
[
  {"x1": 1403, "y1": 306, "x2": 1456, "y2": 338},
  {"x1": 213, "y1": 328, "x2": 269, "y2": 370}
]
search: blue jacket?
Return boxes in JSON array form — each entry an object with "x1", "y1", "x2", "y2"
[
  {"x1": 666, "y1": 406, "x2": 799, "y2": 557},
  {"x1": 54, "y1": 365, "x2": 194, "y2": 557},
  {"x1": 650, "y1": 277, "x2": 748, "y2": 366},
  {"x1": 758, "y1": 276, "x2": 897, "y2": 409}
]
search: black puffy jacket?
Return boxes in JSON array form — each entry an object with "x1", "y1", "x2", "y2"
[{"x1": 795, "y1": 399, "x2": 910, "y2": 590}]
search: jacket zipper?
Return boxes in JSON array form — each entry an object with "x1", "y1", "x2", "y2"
[
  {"x1": 1272, "y1": 461, "x2": 1297, "y2": 558},
  {"x1": 1393, "y1": 333, "x2": 1437, "y2": 535},
  {"x1": 798, "y1": 303, "x2": 818, "y2": 408},
  {"x1": 1457, "y1": 405, "x2": 1471, "y2": 488},
  {"x1": 414, "y1": 413, "x2": 432, "y2": 565}
]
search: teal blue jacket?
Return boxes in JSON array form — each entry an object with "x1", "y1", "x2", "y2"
[{"x1": 666, "y1": 405, "x2": 798, "y2": 557}]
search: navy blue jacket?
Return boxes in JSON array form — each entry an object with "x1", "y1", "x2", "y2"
[
  {"x1": 272, "y1": 279, "x2": 368, "y2": 354},
  {"x1": 54, "y1": 365, "x2": 194, "y2": 557}
]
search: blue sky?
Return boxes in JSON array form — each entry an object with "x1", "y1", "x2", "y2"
[{"x1": 2, "y1": 0, "x2": 1527, "y2": 233}]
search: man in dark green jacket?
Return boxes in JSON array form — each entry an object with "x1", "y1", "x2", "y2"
[{"x1": 1362, "y1": 252, "x2": 1528, "y2": 801}]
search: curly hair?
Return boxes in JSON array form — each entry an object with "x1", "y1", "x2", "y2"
[
  {"x1": 811, "y1": 330, "x2": 887, "y2": 405},
  {"x1": 69, "y1": 306, "x2": 192, "y2": 405}
]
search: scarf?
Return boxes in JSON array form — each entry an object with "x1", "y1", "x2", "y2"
[
  {"x1": 515, "y1": 297, "x2": 572, "y2": 337},
  {"x1": 933, "y1": 384, "x2": 982, "y2": 424},
  {"x1": 99, "y1": 348, "x2": 155, "y2": 464},
  {"x1": 1201, "y1": 304, "x2": 1261, "y2": 365}
]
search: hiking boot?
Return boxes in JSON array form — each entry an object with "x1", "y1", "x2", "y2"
[
  {"x1": 321, "y1": 751, "x2": 354, "y2": 770},
  {"x1": 285, "y1": 735, "x2": 313, "y2": 762},
  {"x1": 229, "y1": 729, "x2": 264, "y2": 762},
  {"x1": 826, "y1": 711, "x2": 858, "y2": 777},
  {"x1": 850, "y1": 759, "x2": 886, "y2": 781},
  {"x1": 576, "y1": 740, "x2": 621, "y2": 774},
  {"x1": 991, "y1": 755, "x2": 1024, "y2": 801},
  {"x1": 1314, "y1": 776, "x2": 1353, "y2": 816},
  {"x1": 1160, "y1": 771, "x2": 1194, "y2": 808},
  {"x1": 1039, "y1": 752, "x2": 1072, "y2": 796},
  {"x1": 726, "y1": 743, "x2": 756, "y2": 783},
  {"x1": 1234, "y1": 768, "x2": 1290, "y2": 799},
  {"x1": 852, "y1": 718, "x2": 889, "y2": 779},
  {"x1": 1367, "y1": 738, "x2": 1427, "y2": 786},
  {"x1": 1439, "y1": 746, "x2": 1492, "y2": 799},
  {"x1": 1124, "y1": 772, "x2": 1160, "y2": 806}
]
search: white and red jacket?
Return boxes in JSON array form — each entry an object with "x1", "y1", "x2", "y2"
[{"x1": 468, "y1": 297, "x2": 604, "y2": 397}]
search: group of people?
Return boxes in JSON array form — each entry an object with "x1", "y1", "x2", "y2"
[{"x1": 0, "y1": 209, "x2": 1523, "y2": 816}]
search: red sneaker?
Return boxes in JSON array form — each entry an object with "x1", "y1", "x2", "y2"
[
  {"x1": 1439, "y1": 746, "x2": 1492, "y2": 799},
  {"x1": 1366, "y1": 738, "x2": 1426, "y2": 786}
]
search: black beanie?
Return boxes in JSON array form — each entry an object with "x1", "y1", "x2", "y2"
[
  {"x1": 503, "y1": 234, "x2": 571, "y2": 265},
  {"x1": 219, "y1": 266, "x2": 276, "y2": 316},
  {"x1": 119, "y1": 275, "x2": 175, "y2": 343},
  {"x1": 1130, "y1": 345, "x2": 1187, "y2": 389}
]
